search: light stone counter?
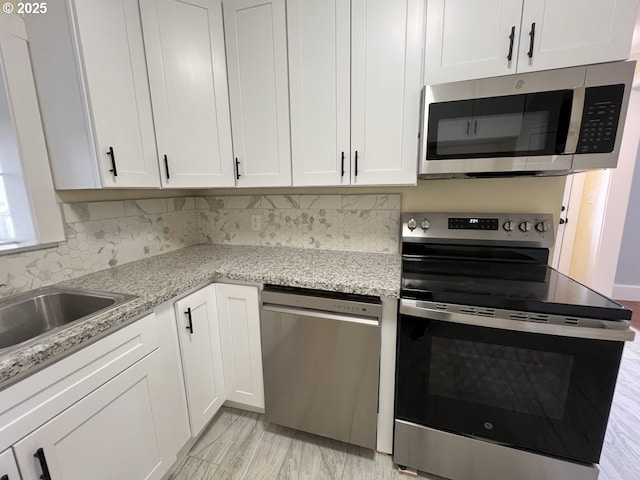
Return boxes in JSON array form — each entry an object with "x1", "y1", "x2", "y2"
[{"x1": 0, "y1": 244, "x2": 401, "y2": 387}]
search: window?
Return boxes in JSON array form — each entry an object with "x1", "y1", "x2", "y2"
[{"x1": 0, "y1": 15, "x2": 64, "y2": 253}]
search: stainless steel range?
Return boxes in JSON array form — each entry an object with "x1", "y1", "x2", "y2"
[{"x1": 394, "y1": 212, "x2": 635, "y2": 480}]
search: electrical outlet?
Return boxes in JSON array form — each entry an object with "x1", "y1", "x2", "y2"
[{"x1": 251, "y1": 215, "x2": 262, "y2": 231}]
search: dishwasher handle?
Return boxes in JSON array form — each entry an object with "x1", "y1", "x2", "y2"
[{"x1": 262, "y1": 304, "x2": 379, "y2": 327}]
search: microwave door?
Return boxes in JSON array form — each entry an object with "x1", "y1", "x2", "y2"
[{"x1": 423, "y1": 90, "x2": 573, "y2": 177}]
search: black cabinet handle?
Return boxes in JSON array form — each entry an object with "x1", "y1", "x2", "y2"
[
  {"x1": 185, "y1": 307, "x2": 194, "y2": 334},
  {"x1": 507, "y1": 25, "x2": 515, "y2": 61},
  {"x1": 34, "y1": 448, "x2": 52, "y2": 480},
  {"x1": 164, "y1": 154, "x2": 170, "y2": 180},
  {"x1": 527, "y1": 22, "x2": 535, "y2": 58},
  {"x1": 354, "y1": 151, "x2": 359, "y2": 177},
  {"x1": 341, "y1": 152, "x2": 345, "y2": 177},
  {"x1": 106, "y1": 146, "x2": 117, "y2": 177},
  {"x1": 559, "y1": 218, "x2": 568, "y2": 225},
  {"x1": 235, "y1": 158, "x2": 241, "y2": 180},
  {"x1": 1, "y1": 474, "x2": 9, "y2": 480}
]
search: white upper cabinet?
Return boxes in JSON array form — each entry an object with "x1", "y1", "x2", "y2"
[
  {"x1": 223, "y1": 0, "x2": 292, "y2": 187},
  {"x1": 425, "y1": 0, "x2": 640, "y2": 85},
  {"x1": 289, "y1": 0, "x2": 424, "y2": 186},
  {"x1": 26, "y1": 0, "x2": 161, "y2": 189},
  {"x1": 425, "y1": 0, "x2": 523, "y2": 85},
  {"x1": 141, "y1": 0, "x2": 235, "y2": 188},
  {"x1": 288, "y1": 0, "x2": 351, "y2": 186},
  {"x1": 350, "y1": 0, "x2": 424, "y2": 185},
  {"x1": 517, "y1": 0, "x2": 640, "y2": 73}
]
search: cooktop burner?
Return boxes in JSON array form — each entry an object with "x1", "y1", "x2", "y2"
[{"x1": 401, "y1": 212, "x2": 632, "y2": 322}]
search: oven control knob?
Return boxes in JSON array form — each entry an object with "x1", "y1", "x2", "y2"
[
  {"x1": 519, "y1": 221, "x2": 532, "y2": 232},
  {"x1": 421, "y1": 219, "x2": 432, "y2": 230},
  {"x1": 536, "y1": 221, "x2": 551, "y2": 233},
  {"x1": 503, "y1": 221, "x2": 515, "y2": 232},
  {"x1": 407, "y1": 218, "x2": 417, "y2": 231}
]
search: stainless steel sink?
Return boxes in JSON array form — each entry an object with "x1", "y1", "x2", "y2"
[{"x1": 0, "y1": 287, "x2": 136, "y2": 352}]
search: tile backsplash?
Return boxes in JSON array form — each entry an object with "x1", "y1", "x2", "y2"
[
  {"x1": 0, "y1": 198, "x2": 198, "y2": 297},
  {"x1": 0, "y1": 194, "x2": 400, "y2": 296},
  {"x1": 197, "y1": 194, "x2": 401, "y2": 253}
]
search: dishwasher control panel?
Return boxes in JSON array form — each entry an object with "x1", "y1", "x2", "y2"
[{"x1": 262, "y1": 286, "x2": 382, "y2": 319}]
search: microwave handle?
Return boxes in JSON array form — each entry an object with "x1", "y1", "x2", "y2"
[{"x1": 564, "y1": 87, "x2": 585, "y2": 154}]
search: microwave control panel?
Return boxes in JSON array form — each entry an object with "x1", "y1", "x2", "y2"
[{"x1": 576, "y1": 84, "x2": 625, "y2": 154}]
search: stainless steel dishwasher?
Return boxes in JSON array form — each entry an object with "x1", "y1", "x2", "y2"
[{"x1": 261, "y1": 285, "x2": 381, "y2": 449}]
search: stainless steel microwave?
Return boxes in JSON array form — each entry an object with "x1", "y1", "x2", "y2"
[{"x1": 419, "y1": 61, "x2": 636, "y2": 179}]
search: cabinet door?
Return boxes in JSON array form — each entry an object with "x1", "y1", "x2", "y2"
[
  {"x1": 288, "y1": 0, "x2": 351, "y2": 186},
  {"x1": 424, "y1": 0, "x2": 524, "y2": 85},
  {"x1": 73, "y1": 0, "x2": 160, "y2": 188},
  {"x1": 141, "y1": 0, "x2": 235, "y2": 188},
  {"x1": 13, "y1": 352, "x2": 166, "y2": 480},
  {"x1": 175, "y1": 285, "x2": 226, "y2": 437},
  {"x1": 153, "y1": 303, "x2": 191, "y2": 463},
  {"x1": 518, "y1": 0, "x2": 639, "y2": 73},
  {"x1": 215, "y1": 284, "x2": 264, "y2": 409},
  {"x1": 0, "y1": 449, "x2": 20, "y2": 480},
  {"x1": 223, "y1": 0, "x2": 292, "y2": 187},
  {"x1": 351, "y1": 0, "x2": 425, "y2": 185}
]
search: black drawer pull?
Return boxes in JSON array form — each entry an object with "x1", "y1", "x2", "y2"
[
  {"x1": 527, "y1": 22, "x2": 535, "y2": 58},
  {"x1": 235, "y1": 158, "x2": 241, "y2": 180},
  {"x1": 164, "y1": 154, "x2": 170, "y2": 180},
  {"x1": 34, "y1": 448, "x2": 52, "y2": 480},
  {"x1": 507, "y1": 25, "x2": 515, "y2": 61},
  {"x1": 185, "y1": 307, "x2": 194, "y2": 334},
  {"x1": 341, "y1": 152, "x2": 345, "y2": 177},
  {"x1": 106, "y1": 146, "x2": 117, "y2": 177}
]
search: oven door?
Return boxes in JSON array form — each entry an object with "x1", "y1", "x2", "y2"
[{"x1": 395, "y1": 305, "x2": 624, "y2": 464}]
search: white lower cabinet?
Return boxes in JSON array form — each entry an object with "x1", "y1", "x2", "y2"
[
  {"x1": 0, "y1": 449, "x2": 20, "y2": 480},
  {"x1": 153, "y1": 302, "x2": 191, "y2": 460},
  {"x1": 174, "y1": 285, "x2": 226, "y2": 437},
  {"x1": 13, "y1": 351, "x2": 167, "y2": 480},
  {"x1": 215, "y1": 283, "x2": 264, "y2": 409},
  {"x1": 4, "y1": 282, "x2": 265, "y2": 479}
]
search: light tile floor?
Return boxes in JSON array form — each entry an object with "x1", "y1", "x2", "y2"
[
  {"x1": 598, "y1": 326, "x2": 640, "y2": 480},
  {"x1": 172, "y1": 331, "x2": 640, "y2": 480}
]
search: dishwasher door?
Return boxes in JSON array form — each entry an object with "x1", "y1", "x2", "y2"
[{"x1": 261, "y1": 292, "x2": 380, "y2": 449}]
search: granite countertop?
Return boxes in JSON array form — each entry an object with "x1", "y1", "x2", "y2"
[{"x1": 0, "y1": 244, "x2": 401, "y2": 387}]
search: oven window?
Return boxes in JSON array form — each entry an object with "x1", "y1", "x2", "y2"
[
  {"x1": 426, "y1": 90, "x2": 573, "y2": 160},
  {"x1": 429, "y1": 337, "x2": 573, "y2": 419}
]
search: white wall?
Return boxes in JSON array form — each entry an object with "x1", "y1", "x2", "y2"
[
  {"x1": 612, "y1": 16, "x2": 640, "y2": 300},
  {"x1": 614, "y1": 105, "x2": 640, "y2": 299}
]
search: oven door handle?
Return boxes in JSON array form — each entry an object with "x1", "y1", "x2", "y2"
[{"x1": 400, "y1": 299, "x2": 635, "y2": 342}]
